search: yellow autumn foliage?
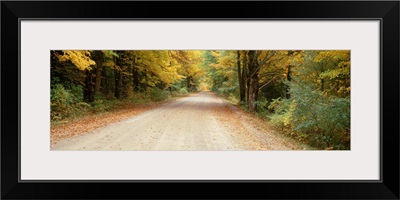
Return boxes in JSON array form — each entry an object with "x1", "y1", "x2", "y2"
[{"x1": 57, "y1": 50, "x2": 96, "y2": 71}]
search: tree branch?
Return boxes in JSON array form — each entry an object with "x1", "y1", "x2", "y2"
[
  {"x1": 258, "y1": 76, "x2": 278, "y2": 91},
  {"x1": 250, "y1": 51, "x2": 276, "y2": 78}
]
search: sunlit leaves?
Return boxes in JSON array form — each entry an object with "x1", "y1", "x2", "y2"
[
  {"x1": 136, "y1": 50, "x2": 185, "y2": 86},
  {"x1": 56, "y1": 50, "x2": 96, "y2": 71},
  {"x1": 207, "y1": 50, "x2": 237, "y2": 88}
]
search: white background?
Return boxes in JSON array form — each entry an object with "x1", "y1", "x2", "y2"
[{"x1": 21, "y1": 21, "x2": 380, "y2": 180}]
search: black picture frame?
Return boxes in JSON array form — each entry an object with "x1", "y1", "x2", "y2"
[{"x1": 2, "y1": 1, "x2": 399, "y2": 199}]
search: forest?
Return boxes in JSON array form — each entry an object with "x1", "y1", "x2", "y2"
[{"x1": 51, "y1": 50, "x2": 350, "y2": 150}]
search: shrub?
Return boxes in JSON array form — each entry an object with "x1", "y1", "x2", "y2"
[
  {"x1": 217, "y1": 86, "x2": 237, "y2": 97},
  {"x1": 50, "y1": 84, "x2": 89, "y2": 121},
  {"x1": 149, "y1": 87, "x2": 170, "y2": 102},
  {"x1": 89, "y1": 93, "x2": 117, "y2": 113},
  {"x1": 128, "y1": 92, "x2": 148, "y2": 104},
  {"x1": 68, "y1": 84, "x2": 84, "y2": 102},
  {"x1": 269, "y1": 81, "x2": 350, "y2": 150},
  {"x1": 228, "y1": 93, "x2": 239, "y2": 104},
  {"x1": 254, "y1": 97, "x2": 270, "y2": 118},
  {"x1": 269, "y1": 98, "x2": 296, "y2": 136},
  {"x1": 178, "y1": 87, "x2": 188, "y2": 94}
]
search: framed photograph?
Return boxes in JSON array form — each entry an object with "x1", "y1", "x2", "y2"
[{"x1": 2, "y1": 1, "x2": 399, "y2": 199}]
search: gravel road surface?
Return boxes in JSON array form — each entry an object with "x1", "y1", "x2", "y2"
[{"x1": 52, "y1": 91, "x2": 299, "y2": 150}]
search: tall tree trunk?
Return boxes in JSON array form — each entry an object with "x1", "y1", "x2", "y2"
[
  {"x1": 84, "y1": 69, "x2": 94, "y2": 102},
  {"x1": 94, "y1": 53, "x2": 103, "y2": 95},
  {"x1": 187, "y1": 76, "x2": 192, "y2": 92},
  {"x1": 94, "y1": 67, "x2": 102, "y2": 95},
  {"x1": 132, "y1": 58, "x2": 140, "y2": 92},
  {"x1": 122, "y1": 73, "x2": 129, "y2": 99},
  {"x1": 132, "y1": 67, "x2": 140, "y2": 92},
  {"x1": 243, "y1": 51, "x2": 249, "y2": 103},
  {"x1": 138, "y1": 69, "x2": 147, "y2": 92},
  {"x1": 286, "y1": 64, "x2": 292, "y2": 99},
  {"x1": 285, "y1": 50, "x2": 293, "y2": 99},
  {"x1": 114, "y1": 53, "x2": 122, "y2": 99},
  {"x1": 237, "y1": 51, "x2": 245, "y2": 102},
  {"x1": 101, "y1": 66, "x2": 108, "y2": 95},
  {"x1": 248, "y1": 75, "x2": 259, "y2": 112},
  {"x1": 247, "y1": 50, "x2": 260, "y2": 112},
  {"x1": 114, "y1": 68, "x2": 121, "y2": 99}
]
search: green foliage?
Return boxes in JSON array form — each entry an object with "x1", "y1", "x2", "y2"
[
  {"x1": 149, "y1": 87, "x2": 170, "y2": 102},
  {"x1": 298, "y1": 50, "x2": 350, "y2": 98},
  {"x1": 50, "y1": 84, "x2": 89, "y2": 121},
  {"x1": 169, "y1": 80, "x2": 189, "y2": 96},
  {"x1": 50, "y1": 50, "x2": 351, "y2": 150},
  {"x1": 207, "y1": 50, "x2": 238, "y2": 95},
  {"x1": 89, "y1": 94, "x2": 119, "y2": 113},
  {"x1": 269, "y1": 80, "x2": 350, "y2": 150},
  {"x1": 178, "y1": 87, "x2": 188, "y2": 95},
  {"x1": 217, "y1": 85, "x2": 238, "y2": 97},
  {"x1": 254, "y1": 97, "x2": 270, "y2": 118},
  {"x1": 268, "y1": 97, "x2": 294, "y2": 134}
]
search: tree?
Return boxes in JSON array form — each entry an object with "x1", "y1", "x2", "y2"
[
  {"x1": 247, "y1": 50, "x2": 280, "y2": 112},
  {"x1": 55, "y1": 50, "x2": 97, "y2": 102},
  {"x1": 92, "y1": 51, "x2": 104, "y2": 95},
  {"x1": 247, "y1": 50, "x2": 259, "y2": 111},
  {"x1": 171, "y1": 50, "x2": 203, "y2": 92},
  {"x1": 55, "y1": 50, "x2": 96, "y2": 71},
  {"x1": 205, "y1": 50, "x2": 238, "y2": 97},
  {"x1": 296, "y1": 50, "x2": 350, "y2": 98},
  {"x1": 315, "y1": 50, "x2": 350, "y2": 98},
  {"x1": 237, "y1": 51, "x2": 246, "y2": 102},
  {"x1": 268, "y1": 50, "x2": 351, "y2": 149}
]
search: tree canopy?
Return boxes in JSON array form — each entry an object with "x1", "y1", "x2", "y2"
[{"x1": 51, "y1": 49, "x2": 350, "y2": 149}]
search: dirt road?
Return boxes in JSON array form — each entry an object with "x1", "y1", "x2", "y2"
[{"x1": 52, "y1": 91, "x2": 301, "y2": 150}]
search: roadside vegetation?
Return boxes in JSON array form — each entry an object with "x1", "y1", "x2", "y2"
[
  {"x1": 51, "y1": 50, "x2": 350, "y2": 150},
  {"x1": 51, "y1": 50, "x2": 199, "y2": 122},
  {"x1": 204, "y1": 50, "x2": 350, "y2": 150}
]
